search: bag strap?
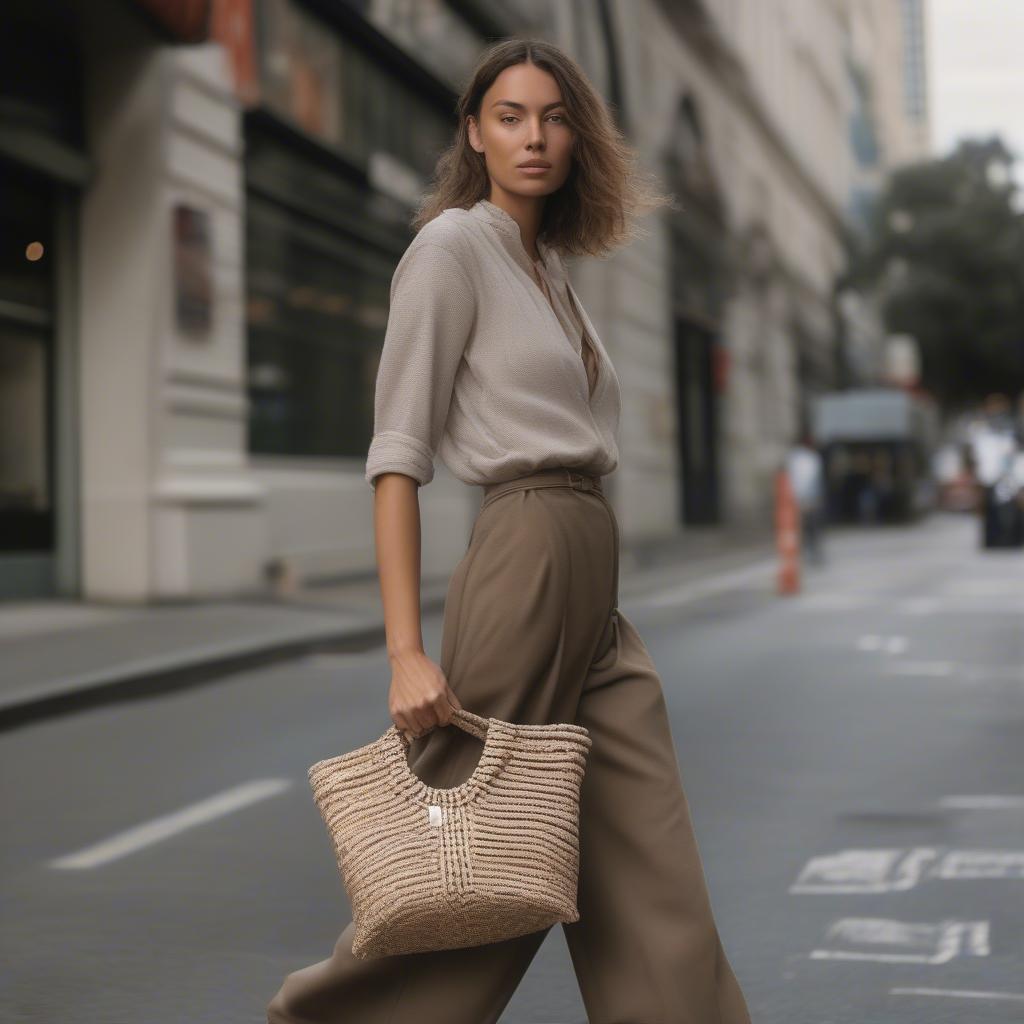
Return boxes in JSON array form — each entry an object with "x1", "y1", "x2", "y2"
[{"x1": 398, "y1": 705, "x2": 489, "y2": 747}]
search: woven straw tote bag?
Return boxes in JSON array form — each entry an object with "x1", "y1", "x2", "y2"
[{"x1": 307, "y1": 705, "x2": 593, "y2": 959}]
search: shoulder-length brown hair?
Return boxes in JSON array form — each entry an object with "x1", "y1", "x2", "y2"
[{"x1": 413, "y1": 38, "x2": 676, "y2": 259}]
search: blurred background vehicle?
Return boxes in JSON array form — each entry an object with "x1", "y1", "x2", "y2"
[{"x1": 812, "y1": 388, "x2": 939, "y2": 524}]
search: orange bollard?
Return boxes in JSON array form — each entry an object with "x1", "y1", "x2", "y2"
[{"x1": 775, "y1": 468, "x2": 801, "y2": 595}]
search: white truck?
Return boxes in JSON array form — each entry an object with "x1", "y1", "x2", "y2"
[{"x1": 811, "y1": 388, "x2": 939, "y2": 522}]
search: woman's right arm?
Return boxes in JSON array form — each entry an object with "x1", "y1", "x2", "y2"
[
  {"x1": 373, "y1": 471, "x2": 462, "y2": 740},
  {"x1": 364, "y1": 237, "x2": 477, "y2": 740}
]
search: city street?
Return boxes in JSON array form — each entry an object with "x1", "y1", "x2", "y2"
[{"x1": 2, "y1": 512, "x2": 1023, "y2": 1024}]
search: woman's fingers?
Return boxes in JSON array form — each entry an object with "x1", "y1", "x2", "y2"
[
  {"x1": 393, "y1": 714, "x2": 413, "y2": 738},
  {"x1": 391, "y1": 661, "x2": 462, "y2": 737},
  {"x1": 433, "y1": 693, "x2": 454, "y2": 726}
]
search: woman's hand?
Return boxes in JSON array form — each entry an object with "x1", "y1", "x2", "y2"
[{"x1": 388, "y1": 648, "x2": 463, "y2": 742}]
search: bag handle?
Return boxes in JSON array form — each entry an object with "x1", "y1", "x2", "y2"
[{"x1": 398, "y1": 705, "x2": 489, "y2": 748}]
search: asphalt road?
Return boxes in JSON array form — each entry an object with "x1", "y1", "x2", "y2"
[{"x1": 2, "y1": 513, "x2": 1022, "y2": 1023}]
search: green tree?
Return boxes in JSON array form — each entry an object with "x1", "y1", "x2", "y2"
[{"x1": 849, "y1": 137, "x2": 1024, "y2": 408}]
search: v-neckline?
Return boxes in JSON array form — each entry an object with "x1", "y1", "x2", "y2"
[
  {"x1": 467, "y1": 198, "x2": 604, "y2": 404},
  {"x1": 530, "y1": 254, "x2": 602, "y2": 401}
]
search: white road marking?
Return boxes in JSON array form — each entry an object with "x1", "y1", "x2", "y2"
[
  {"x1": 890, "y1": 987, "x2": 1024, "y2": 1003},
  {"x1": 810, "y1": 918, "x2": 989, "y2": 964},
  {"x1": 884, "y1": 660, "x2": 954, "y2": 677},
  {"x1": 899, "y1": 597, "x2": 939, "y2": 615},
  {"x1": 792, "y1": 846, "x2": 1024, "y2": 892},
  {"x1": 49, "y1": 778, "x2": 292, "y2": 869},
  {"x1": 932, "y1": 850, "x2": 1024, "y2": 880},
  {"x1": 790, "y1": 848, "x2": 937, "y2": 894},
  {"x1": 857, "y1": 634, "x2": 908, "y2": 653},
  {"x1": 940, "y1": 795, "x2": 1024, "y2": 810}
]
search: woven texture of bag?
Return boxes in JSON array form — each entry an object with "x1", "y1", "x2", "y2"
[{"x1": 307, "y1": 706, "x2": 593, "y2": 959}]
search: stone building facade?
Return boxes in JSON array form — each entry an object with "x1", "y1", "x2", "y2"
[{"x1": 1, "y1": 0, "x2": 926, "y2": 601}]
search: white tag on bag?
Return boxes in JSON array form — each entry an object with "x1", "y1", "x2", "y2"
[{"x1": 428, "y1": 804, "x2": 443, "y2": 827}]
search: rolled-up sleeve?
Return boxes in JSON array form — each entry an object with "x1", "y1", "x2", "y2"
[{"x1": 365, "y1": 240, "x2": 476, "y2": 490}]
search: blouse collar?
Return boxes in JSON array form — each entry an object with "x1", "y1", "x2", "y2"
[{"x1": 466, "y1": 198, "x2": 568, "y2": 285}]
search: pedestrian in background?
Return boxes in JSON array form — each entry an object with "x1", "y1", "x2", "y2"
[
  {"x1": 786, "y1": 431, "x2": 825, "y2": 564},
  {"x1": 968, "y1": 394, "x2": 1019, "y2": 548},
  {"x1": 267, "y1": 37, "x2": 752, "y2": 1024}
]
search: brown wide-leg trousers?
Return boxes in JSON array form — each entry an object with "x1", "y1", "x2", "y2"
[{"x1": 268, "y1": 467, "x2": 752, "y2": 1024}]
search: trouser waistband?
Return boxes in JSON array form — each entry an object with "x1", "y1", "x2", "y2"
[{"x1": 481, "y1": 467, "x2": 603, "y2": 506}]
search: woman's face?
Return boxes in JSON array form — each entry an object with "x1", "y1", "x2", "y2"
[{"x1": 468, "y1": 63, "x2": 575, "y2": 200}]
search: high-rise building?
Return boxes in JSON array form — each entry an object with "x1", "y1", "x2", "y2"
[
  {"x1": 844, "y1": 0, "x2": 932, "y2": 232},
  {"x1": 899, "y1": 0, "x2": 930, "y2": 157},
  {"x1": 838, "y1": 0, "x2": 932, "y2": 386}
]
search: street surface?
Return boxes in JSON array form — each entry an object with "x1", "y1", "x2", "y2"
[{"x1": 1, "y1": 513, "x2": 1022, "y2": 1023}]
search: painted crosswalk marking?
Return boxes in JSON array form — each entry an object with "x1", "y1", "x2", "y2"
[
  {"x1": 791, "y1": 846, "x2": 1024, "y2": 893},
  {"x1": 810, "y1": 917, "x2": 989, "y2": 964},
  {"x1": 790, "y1": 848, "x2": 938, "y2": 893},
  {"x1": 931, "y1": 850, "x2": 1024, "y2": 880}
]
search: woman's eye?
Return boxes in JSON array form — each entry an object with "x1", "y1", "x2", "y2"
[{"x1": 500, "y1": 114, "x2": 566, "y2": 125}]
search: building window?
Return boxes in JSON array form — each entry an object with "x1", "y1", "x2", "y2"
[
  {"x1": 245, "y1": 4, "x2": 461, "y2": 463},
  {"x1": 846, "y1": 56, "x2": 880, "y2": 169},
  {"x1": 899, "y1": 0, "x2": 927, "y2": 121},
  {"x1": 259, "y1": 0, "x2": 452, "y2": 177},
  {"x1": 245, "y1": 189, "x2": 389, "y2": 459}
]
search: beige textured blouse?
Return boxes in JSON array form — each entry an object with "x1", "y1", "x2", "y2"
[{"x1": 364, "y1": 198, "x2": 621, "y2": 490}]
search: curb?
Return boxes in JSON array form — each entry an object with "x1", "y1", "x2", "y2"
[
  {"x1": 0, "y1": 594, "x2": 448, "y2": 732},
  {"x1": 1, "y1": 542, "x2": 778, "y2": 733}
]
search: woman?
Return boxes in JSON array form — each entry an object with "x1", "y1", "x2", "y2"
[{"x1": 268, "y1": 38, "x2": 752, "y2": 1024}]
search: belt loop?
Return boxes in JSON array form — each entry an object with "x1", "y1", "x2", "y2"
[{"x1": 566, "y1": 469, "x2": 596, "y2": 492}]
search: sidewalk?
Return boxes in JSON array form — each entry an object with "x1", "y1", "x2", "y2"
[{"x1": 0, "y1": 525, "x2": 776, "y2": 730}]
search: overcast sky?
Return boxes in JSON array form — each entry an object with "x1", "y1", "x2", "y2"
[{"x1": 928, "y1": 0, "x2": 1024, "y2": 172}]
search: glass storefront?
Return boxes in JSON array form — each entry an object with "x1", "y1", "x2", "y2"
[{"x1": 0, "y1": 10, "x2": 84, "y2": 596}]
